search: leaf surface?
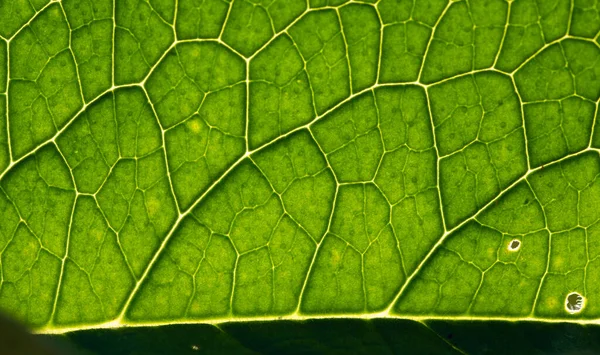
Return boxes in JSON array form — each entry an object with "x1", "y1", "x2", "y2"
[{"x1": 0, "y1": 0, "x2": 600, "y2": 333}]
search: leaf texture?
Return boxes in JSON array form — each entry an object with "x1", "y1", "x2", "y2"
[{"x1": 0, "y1": 0, "x2": 599, "y2": 332}]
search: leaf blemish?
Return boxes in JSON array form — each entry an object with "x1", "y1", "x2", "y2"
[
  {"x1": 565, "y1": 292, "x2": 585, "y2": 314},
  {"x1": 508, "y1": 239, "x2": 521, "y2": 252}
]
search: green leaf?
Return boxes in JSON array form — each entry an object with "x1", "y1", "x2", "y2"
[{"x1": 0, "y1": 0, "x2": 600, "y2": 336}]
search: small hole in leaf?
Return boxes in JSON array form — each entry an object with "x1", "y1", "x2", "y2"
[
  {"x1": 565, "y1": 292, "x2": 585, "y2": 314},
  {"x1": 508, "y1": 239, "x2": 520, "y2": 251}
]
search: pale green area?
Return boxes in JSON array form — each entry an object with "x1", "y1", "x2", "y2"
[{"x1": 1, "y1": 0, "x2": 600, "y2": 331}]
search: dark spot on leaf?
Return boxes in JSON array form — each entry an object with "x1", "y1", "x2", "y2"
[{"x1": 566, "y1": 292, "x2": 584, "y2": 314}]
